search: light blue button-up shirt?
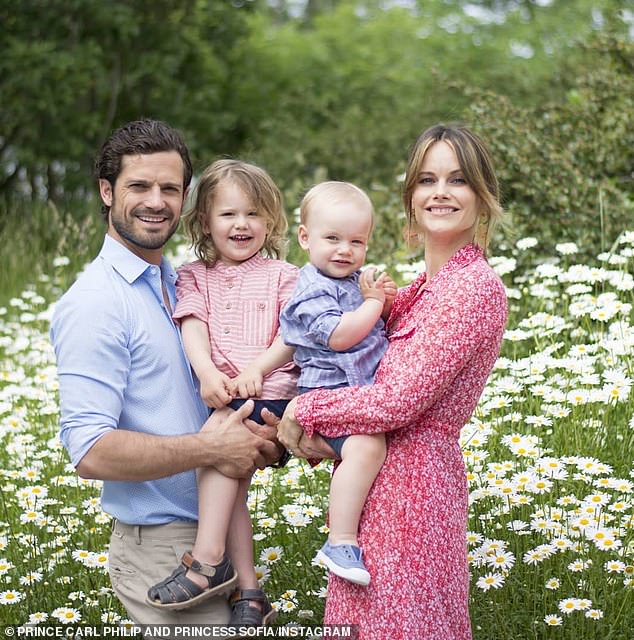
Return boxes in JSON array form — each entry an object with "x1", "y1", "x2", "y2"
[{"x1": 50, "y1": 235, "x2": 208, "y2": 525}]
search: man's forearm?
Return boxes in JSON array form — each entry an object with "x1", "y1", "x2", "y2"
[
  {"x1": 75, "y1": 429, "x2": 213, "y2": 481},
  {"x1": 75, "y1": 402, "x2": 279, "y2": 481}
]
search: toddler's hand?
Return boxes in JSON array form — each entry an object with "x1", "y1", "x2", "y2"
[
  {"x1": 200, "y1": 371, "x2": 233, "y2": 409},
  {"x1": 375, "y1": 272, "x2": 398, "y2": 318},
  {"x1": 232, "y1": 366, "x2": 264, "y2": 399},
  {"x1": 359, "y1": 267, "x2": 386, "y2": 304}
]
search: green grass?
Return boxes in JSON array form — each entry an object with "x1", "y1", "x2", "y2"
[
  {"x1": 0, "y1": 199, "x2": 104, "y2": 307},
  {"x1": 0, "y1": 217, "x2": 632, "y2": 636}
]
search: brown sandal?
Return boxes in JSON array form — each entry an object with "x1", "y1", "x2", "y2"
[{"x1": 146, "y1": 552, "x2": 238, "y2": 610}]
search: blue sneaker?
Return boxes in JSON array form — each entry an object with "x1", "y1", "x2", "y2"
[{"x1": 315, "y1": 541, "x2": 371, "y2": 586}]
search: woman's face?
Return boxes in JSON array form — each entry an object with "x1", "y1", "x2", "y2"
[{"x1": 411, "y1": 141, "x2": 479, "y2": 248}]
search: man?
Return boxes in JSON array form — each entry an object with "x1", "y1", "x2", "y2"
[{"x1": 50, "y1": 119, "x2": 281, "y2": 624}]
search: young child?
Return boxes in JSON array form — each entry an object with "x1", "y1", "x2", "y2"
[
  {"x1": 280, "y1": 181, "x2": 396, "y2": 586},
  {"x1": 146, "y1": 159, "x2": 298, "y2": 626}
]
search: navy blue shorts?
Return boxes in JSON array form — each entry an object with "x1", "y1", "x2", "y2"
[
  {"x1": 297, "y1": 385, "x2": 348, "y2": 459},
  {"x1": 220, "y1": 398, "x2": 291, "y2": 425}
]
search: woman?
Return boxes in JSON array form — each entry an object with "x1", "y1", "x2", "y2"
[{"x1": 277, "y1": 124, "x2": 508, "y2": 639}]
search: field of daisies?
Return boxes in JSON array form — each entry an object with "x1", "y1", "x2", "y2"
[{"x1": 0, "y1": 232, "x2": 632, "y2": 638}]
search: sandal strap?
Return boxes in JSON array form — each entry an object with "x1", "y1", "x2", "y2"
[
  {"x1": 181, "y1": 551, "x2": 225, "y2": 578},
  {"x1": 230, "y1": 588, "x2": 268, "y2": 605},
  {"x1": 149, "y1": 565, "x2": 203, "y2": 604}
]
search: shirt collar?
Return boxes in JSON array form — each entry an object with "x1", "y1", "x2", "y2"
[
  {"x1": 99, "y1": 235, "x2": 176, "y2": 284},
  {"x1": 306, "y1": 262, "x2": 360, "y2": 283},
  {"x1": 212, "y1": 253, "x2": 267, "y2": 275}
]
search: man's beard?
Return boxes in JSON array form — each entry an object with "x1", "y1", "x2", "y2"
[{"x1": 110, "y1": 205, "x2": 179, "y2": 251}]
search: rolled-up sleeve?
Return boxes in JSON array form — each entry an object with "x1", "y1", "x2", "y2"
[
  {"x1": 296, "y1": 290, "x2": 343, "y2": 348},
  {"x1": 173, "y1": 262, "x2": 209, "y2": 323},
  {"x1": 50, "y1": 290, "x2": 129, "y2": 467}
]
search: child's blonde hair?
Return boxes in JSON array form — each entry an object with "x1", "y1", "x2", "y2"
[
  {"x1": 300, "y1": 181, "x2": 375, "y2": 231},
  {"x1": 184, "y1": 159, "x2": 288, "y2": 264}
]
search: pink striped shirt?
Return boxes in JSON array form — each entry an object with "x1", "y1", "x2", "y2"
[{"x1": 174, "y1": 255, "x2": 299, "y2": 400}]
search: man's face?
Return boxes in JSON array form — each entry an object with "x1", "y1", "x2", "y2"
[{"x1": 99, "y1": 152, "x2": 186, "y2": 264}]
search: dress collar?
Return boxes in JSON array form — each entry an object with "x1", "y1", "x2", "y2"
[
  {"x1": 388, "y1": 244, "x2": 483, "y2": 327},
  {"x1": 411, "y1": 243, "x2": 483, "y2": 294}
]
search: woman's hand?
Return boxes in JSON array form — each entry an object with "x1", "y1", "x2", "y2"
[
  {"x1": 276, "y1": 397, "x2": 303, "y2": 451},
  {"x1": 268, "y1": 398, "x2": 337, "y2": 460}
]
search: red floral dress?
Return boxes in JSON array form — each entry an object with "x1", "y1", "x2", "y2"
[{"x1": 295, "y1": 244, "x2": 507, "y2": 640}]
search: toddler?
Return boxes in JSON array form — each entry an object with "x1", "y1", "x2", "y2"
[
  {"x1": 146, "y1": 160, "x2": 298, "y2": 627},
  {"x1": 280, "y1": 181, "x2": 396, "y2": 585}
]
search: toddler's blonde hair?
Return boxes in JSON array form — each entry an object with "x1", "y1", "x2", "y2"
[
  {"x1": 300, "y1": 181, "x2": 374, "y2": 232},
  {"x1": 184, "y1": 159, "x2": 288, "y2": 265}
]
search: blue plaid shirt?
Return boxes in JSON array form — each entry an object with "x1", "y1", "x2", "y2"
[{"x1": 280, "y1": 263, "x2": 388, "y2": 389}]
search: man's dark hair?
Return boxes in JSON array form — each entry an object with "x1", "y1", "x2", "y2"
[{"x1": 95, "y1": 119, "x2": 193, "y2": 221}]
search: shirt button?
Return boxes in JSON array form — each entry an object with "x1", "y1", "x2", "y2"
[
  {"x1": 226, "y1": 303, "x2": 232, "y2": 309},
  {"x1": 150, "y1": 267, "x2": 158, "y2": 275},
  {"x1": 257, "y1": 303, "x2": 265, "y2": 310},
  {"x1": 223, "y1": 327, "x2": 230, "y2": 334}
]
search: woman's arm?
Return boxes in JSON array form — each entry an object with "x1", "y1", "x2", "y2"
[{"x1": 296, "y1": 275, "x2": 507, "y2": 439}]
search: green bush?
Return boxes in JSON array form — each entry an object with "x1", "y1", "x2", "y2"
[{"x1": 462, "y1": 33, "x2": 634, "y2": 254}]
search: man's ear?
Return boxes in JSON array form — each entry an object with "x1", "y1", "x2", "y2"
[
  {"x1": 297, "y1": 224, "x2": 310, "y2": 250},
  {"x1": 99, "y1": 179, "x2": 113, "y2": 207}
]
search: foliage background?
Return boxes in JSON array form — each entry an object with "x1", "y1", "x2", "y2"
[
  {"x1": 1, "y1": 0, "x2": 633, "y2": 291},
  {"x1": 1, "y1": 1, "x2": 634, "y2": 636}
]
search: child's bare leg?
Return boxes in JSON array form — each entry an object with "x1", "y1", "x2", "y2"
[
  {"x1": 327, "y1": 433, "x2": 386, "y2": 546},
  {"x1": 185, "y1": 411, "x2": 241, "y2": 590},
  {"x1": 227, "y1": 477, "x2": 262, "y2": 611}
]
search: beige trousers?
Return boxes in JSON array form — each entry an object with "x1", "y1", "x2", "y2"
[{"x1": 109, "y1": 519, "x2": 230, "y2": 624}]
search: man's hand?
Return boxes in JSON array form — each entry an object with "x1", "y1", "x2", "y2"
[
  {"x1": 200, "y1": 370, "x2": 233, "y2": 408},
  {"x1": 199, "y1": 401, "x2": 278, "y2": 477},
  {"x1": 231, "y1": 365, "x2": 265, "y2": 399}
]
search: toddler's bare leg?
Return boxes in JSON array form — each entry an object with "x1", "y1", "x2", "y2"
[
  {"x1": 226, "y1": 477, "x2": 263, "y2": 611},
  {"x1": 186, "y1": 408, "x2": 240, "y2": 590},
  {"x1": 327, "y1": 433, "x2": 386, "y2": 545}
]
